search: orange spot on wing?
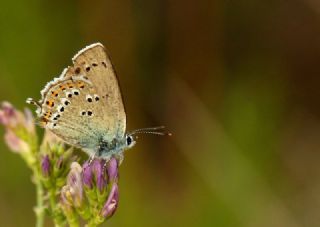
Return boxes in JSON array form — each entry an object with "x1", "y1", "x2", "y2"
[
  {"x1": 77, "y1": 81, "x2": 85, "y2": 89},
  {"x1": 46, "y1": 100, "x2": 55, "y2": 107},
  {"x1": 59, "y1": 84, "x2": 66, "y2": 91},
  {"x1": 40, "y1": 116, "x2": 49, "y2": 126},
  {"x1": 43, "y1": 111, "x2": 52, "y2": 118},
  {"x1": 67, "y1": 83, "x2": 74, "y2": 88},
  {"x1": 51, "y1": 90, "x2": 59, "y2": 97}
]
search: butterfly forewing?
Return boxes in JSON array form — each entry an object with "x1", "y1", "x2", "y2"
[{"x1": 32, "y1": 43, "x2": 126, "y2": 152}]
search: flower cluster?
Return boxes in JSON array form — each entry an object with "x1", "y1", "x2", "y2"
[
  {"x1": 39, "y1": 131, "x2": 78, "y2": 225},
  {"x1": 0, "y1": 102, "x2": 120, "y2": 227},
  {"x1": 0, "y1": 102, "x2": 37, "y2": 166},
  {"x1": 60, "y1": 158, "x2": 119, "y2": 226}
]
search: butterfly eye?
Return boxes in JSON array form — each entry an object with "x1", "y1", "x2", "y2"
[{"x1": 126, "y1": 135, "x2": 132, "y2": 146}]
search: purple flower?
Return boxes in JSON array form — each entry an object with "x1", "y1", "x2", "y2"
[
  {"x1": 41, "y1": 155, "x2": 51, "y2": 177},
  {"x1": 101, "y1": 158, "x2": 119, "y2": 218},
  {"x1": 0, "y1": 102, "x2": 35, "y2": 133},
  {"x1": 92, "y1": 159, "x2": 107, "y2": 192},
  {"x1": 55, "y1": 156, "x2": 63, "y2": 170},
  {"x1": 61, "y1": 158, "x2": 120, "y2": 222},
  {"x1": 107, "y1": 158, "x2": 118, "y2": 183},
  {"x1": 60, "y1": 185, "x2": 74, "y2": 214},
  {"x1": 82, "y1": 161, "x2": 93, "y2": 189},
  {"x1": 0, "y1": 102, "x2": 35, "y2": 153},
  {"x1": 101, "y1": 183, "x2": 119, "y2": 218},
  {"x1": 66, "y1": 162, "x2": 83, "y2": 208},
  {"x1": 82, "y1": 159, "x2": 108, "y2": 193},
  {"x1": 0, "y1": 102, "x2": 18, "y2": 127},
  {"x1": 4, "y1": 130, "x2": 29, "y2": 153}
]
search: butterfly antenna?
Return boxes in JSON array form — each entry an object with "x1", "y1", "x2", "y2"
[
  {"x1": 130, "y1": 126, "x2": 165, "y2": 134},
  {"x1": 129, "y1": 126, "x2": 172, "y2": 137},
  {"x1": 26, "y1": 98, "x2": 41, "y2": 108}
]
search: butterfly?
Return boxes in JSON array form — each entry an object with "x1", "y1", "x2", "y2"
[{"x1": 27, "y1": 43, "x2": 169, "y2": 163}]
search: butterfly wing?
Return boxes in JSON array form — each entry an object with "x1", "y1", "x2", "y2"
[{"x1": 28, "y1": 43, "x2": 126, "y2": 153}]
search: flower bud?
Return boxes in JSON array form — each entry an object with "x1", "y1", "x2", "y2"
[
  {"x1": 4, "y1": 130, "x2": 30, "y2": 153},
  {"x1": 0, "y1": 102, "x2": 18, "y2": 127},
  {"x1": 92, "y1": 159, "x2": 107, "y2": 193},
  {"x1": 82, "y1": 161, "x2": 93, "y2": 189},
  {"x1": 101, "y1": 183, "x2": 119, "y2": 218},
  {"x1": 60, "y1": 185, "x2": 73, "y2": 206},
  {"x1": 67, "y1": 162, "x2": 83, "y2": 208},
  {"x1": 107, "y1": 158, "x2": 118, "y2": 183},
  {"x1": 41, "y1": 155, "x2": 51, "y2": 177},
  {"x1": 60, "y1": 185, "x2": 75, "y2": 217},
  {"x1": 0, "y1": 102, "x2": 35, "y2": 134},
  {"x1": 55, "y1": 156, "x2": 63, "y2": 170},
  {"x1": 0, "y1": 102, "x2": 35, "y2": 155}
]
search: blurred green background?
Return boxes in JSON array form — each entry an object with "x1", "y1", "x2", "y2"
[{"x1": 0, "y1": 0, "x2": 320, "y2": 226}]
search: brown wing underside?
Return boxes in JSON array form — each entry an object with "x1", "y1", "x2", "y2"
[{"x1": 31, "y1": 43, "x2": 126, "y2": 150}]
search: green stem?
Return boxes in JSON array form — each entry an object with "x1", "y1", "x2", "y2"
[
  {"x1": 21, "y1": 135, "x2": 44, "y2": 227},
  {"x1": 34, "y1": 173, "x2": 45, "y2": 227},
  {"x1": 86, "y1": 214, "x2": 104, "y2": 227},
  {"x1": 69, "y1": 219, "x2": 80, "y2": 227},
  {"x1": 49, "y1": 189, "x2": 66, "y2": 227},
  {"x1": 65, "y1": 209, "x2": 80, "y2": 227},
  {"x1": 86, "y1": 220, "x2": 98, "y2": 227},
  {"x1": 49, "y1": 189, "x2": 56, "y2": 212}
]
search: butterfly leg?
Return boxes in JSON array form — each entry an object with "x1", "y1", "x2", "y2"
[
  {"x1": 88, "y1": 152, "x2": 98, "y2": 165},
  {"x1": 117, "y1": 153, "x2": 124, "y2": 165},
  {"x1": 102, "y1": 156, "x2": 111, "y2": 173},
  {"x1": 103, "y1": 161, "x2": 107, "y2": 173}
]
